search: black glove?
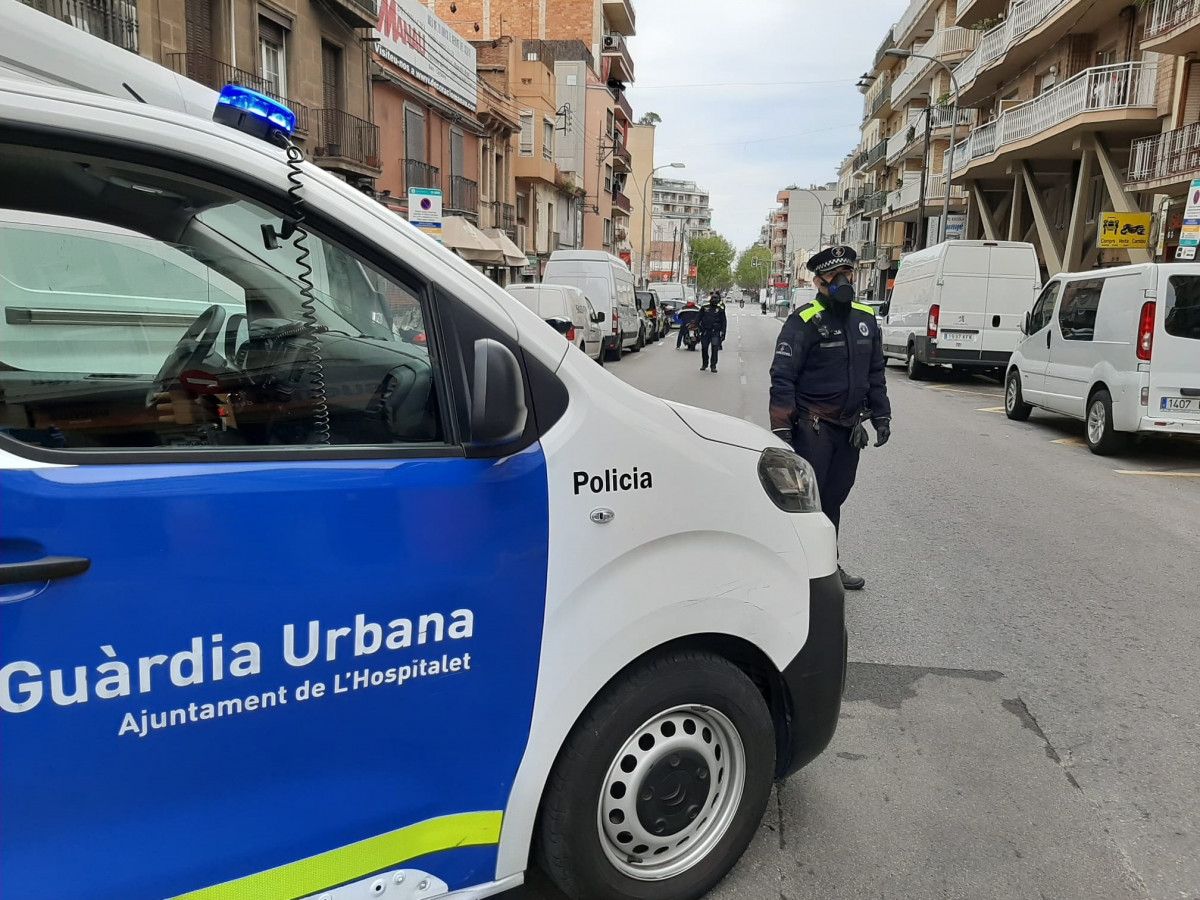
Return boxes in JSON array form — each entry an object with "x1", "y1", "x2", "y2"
[
  {"x1": 850, "y1": 419, "x2": 870, "y2": 450},
  {"x1": 872, "y1": 417, "x2": 891, "y2": 447}
]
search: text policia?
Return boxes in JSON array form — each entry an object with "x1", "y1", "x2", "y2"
[{"x1": 0, "y1": 608, "x2": 476, "y2": 737}]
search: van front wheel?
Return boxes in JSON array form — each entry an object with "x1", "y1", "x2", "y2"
[
  {"x1": 1086, "y1": 390, "x2": 1131, "y2": 456},
  {"x1": 537, "y1": 651, "x2": 775, "y2": 900},
  {"x1": 1005, "y1": 370, "x2": 1032, "y2": 421}
]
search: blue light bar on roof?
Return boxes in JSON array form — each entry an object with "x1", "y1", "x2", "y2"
[{"x1": 214, "y1": 84, "x2": 296, "y2": 136}]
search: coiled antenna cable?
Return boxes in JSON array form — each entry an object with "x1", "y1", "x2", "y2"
[{"x1": 284, "y1": 143, "x2": 331, "y2": 445}]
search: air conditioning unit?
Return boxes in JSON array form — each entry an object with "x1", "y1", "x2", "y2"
[{"x1": 603, "y1": 34, "x2": 624, "y2": 52}]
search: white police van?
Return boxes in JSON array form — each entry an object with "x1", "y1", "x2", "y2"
[{"x1": 0, "y1": 30, "x2": 845, "y2": 900}]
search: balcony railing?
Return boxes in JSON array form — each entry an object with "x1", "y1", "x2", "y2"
[
  {"x1": 958, "y1": 0, "x2": 1072, "y2": 88},
  {"x1": 954, "y1": 63, "x2": 1158, "y2": 170},
  {"x1": 168, "y1": 52, "x2": 310, "y2": 132},
  {"x1": 613, "y1": 190, "x2": 632, "y2": 214},
  {"x1": 859, "y1": 241, "x2": 879, "y2": 261},
  {"x1": 864, "y1": 190, "x2": 889, "y2": 213},
  {"x1": 613, "y1": 141, "x2": 633, "y2": 167},
  {"x1": 403, "y1": 159, "x2": 440, "y2": 193},
  {"x1": 490, "y1": 201, "x2": 517, "y2": 233},
  {"x1": 873, "y1": 26, "x2": 897, "y2": 68},
  {"x1": 895, "y1": 0, "x2": 936, "y2": 45},
  {"x1": 21, "y1": 0, "x2": 139, "y2": 52},
  {"x1": 1128, "y1": 122, "x2": 1200, "y2": 184},
  {"x1": 856, "y1": 139, "x2": 887, "y2": 172},
  {"x1": 890, "y1": 28, "x2": 979, "y2": 101},
  {"x1": 450, "y1": 176, "x2": 479, "y2": 215},
  {"x1": 862, "y1": 73, "x2": 892, "y2": 121},
  {"x1": 314, "y1": 109, "x2": 380, "y2": 170},
  {"x1": 1145, "y1": 0, "x2": 1200, "y2": 39}
]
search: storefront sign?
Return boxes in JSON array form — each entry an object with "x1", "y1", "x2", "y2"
[
  {"x1": 407, "y1": 188, "x2": 443, "y2": 242},
  {"x1": 376, "y1": 0, "x2": 478, "y2": 110},
  {"x1": 1098, "y1": 212, "x2": 1152, "y2": 249},
  {"x1": 1179, "y1": 179, "x2": 1200, "y2": 249}
]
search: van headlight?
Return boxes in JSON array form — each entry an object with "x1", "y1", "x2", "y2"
[{"x1": 758, "y1": 448, "x2": 821, "y2": 513}]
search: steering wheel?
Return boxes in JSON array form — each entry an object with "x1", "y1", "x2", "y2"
[{"x1": 146, "y1": 304, "x2": 228, "y2": 405}]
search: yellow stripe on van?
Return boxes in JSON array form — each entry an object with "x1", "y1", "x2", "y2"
[{"x1": 170, "y1": 812, "x2": 503, "y2": 900}]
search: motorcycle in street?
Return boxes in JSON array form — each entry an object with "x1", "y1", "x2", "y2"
[{"x1": 682, "y1": 321, "x2": 700, "y2": 350}]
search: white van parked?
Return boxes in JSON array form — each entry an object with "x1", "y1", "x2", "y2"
[
  {"x1": 1005, "y1": 262, "x2": 1200, "y2": 454},
  {"x1": 882, "y1": 240, "x2": 1040, "y2": 380},
  {"x1": 543, "y1": 250, "x2": 641, "y2": 360},
  {"x1": 506, "y1": 283, "x2": 606, "y2": 364}
]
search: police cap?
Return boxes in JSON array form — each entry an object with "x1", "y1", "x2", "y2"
[{"x1": 806, "y1": 245, "x2": 857, "y2": 274}]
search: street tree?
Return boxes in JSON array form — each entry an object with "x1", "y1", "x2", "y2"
[
  {"x1": 690, "y1": 234, "x2": 736, "y2": 291},
  {"x1": 735, "y1": 246, "x2": 773, "y2": 290},
  {"x1": 637, "y1": 112, "x2": 662, "y2": 126}
]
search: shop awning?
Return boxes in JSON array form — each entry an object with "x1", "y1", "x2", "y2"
[
  {"x1": 442, "y1": 216, "x2": 504, "y2": 264},
  {"x1": 482, "y1": 228, "x2": 528, "y2": 267}
]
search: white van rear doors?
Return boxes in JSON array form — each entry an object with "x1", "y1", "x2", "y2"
[
  {"x1": 981, "y1": 245, "x2": 1039, "y2": 357},
  {"x1": 935, "y1": 244, "x2": 989, "y2": 349},
  {"x1": 1151, "y1": 272, "x2": 1200, "y2": 418}
]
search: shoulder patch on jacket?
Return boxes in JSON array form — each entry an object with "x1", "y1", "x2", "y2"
[
  {"x1": 851, "y1": 302, "x2": 875, "y2": 316},
  {"x1": 797, "y1": 301, "x2": 826, "y2": 322}
]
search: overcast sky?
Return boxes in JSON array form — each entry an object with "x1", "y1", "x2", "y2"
[{"x1": 625, "y1": 0, "x2": 909, "y2": 251}]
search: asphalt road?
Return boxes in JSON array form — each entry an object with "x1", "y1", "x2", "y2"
[{"x1": 513, "y1": 304, "x2": 1200, "y2": 900}]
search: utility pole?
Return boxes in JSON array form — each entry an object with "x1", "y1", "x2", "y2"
[
  {"x1": 917, "y1": 105, "x2": 932, "y2": 250},
  {"x1": 669, "y1": 224, "x2": 679, "y2": 284}
]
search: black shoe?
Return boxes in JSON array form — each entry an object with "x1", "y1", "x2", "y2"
[
  {"x1": 710, "y1": 366, "x2": 718, "y2": 373},
  {"x1": 700, "y1": 364, "x2": 708, "y2": 371},
  {"x1": 839, "y1": 567, "x2": 865, "y2": 591}
]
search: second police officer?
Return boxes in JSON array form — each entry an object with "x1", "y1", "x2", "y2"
[
  {"x1": 769, "y1": 246, "x2": 891, "y2": 591},
  {"x1": 698, "y1": 291, "x2": 727, "y2": 373}
]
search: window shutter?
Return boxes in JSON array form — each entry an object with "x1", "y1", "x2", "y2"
[
  {"x1": 519, "y1": 112, "x2": 534, "y2": 157},
  {"x1": 258, "y1": 16, "x2": 284, "y2": 47},
  {"x1": 1183, "y1": 61, "x2": 1200, "y2": 125}
]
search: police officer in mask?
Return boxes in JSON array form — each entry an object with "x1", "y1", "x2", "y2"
[
  {"x1": 769, "y1": 246, "x2": 891, "y2": 591},
  {"x1": 698, "y1": 291, "x2": 727, "y2": 372}
]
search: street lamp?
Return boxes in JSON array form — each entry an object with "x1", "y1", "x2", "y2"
[
  {"x1": 637, "y1": 162, "x2": 686, "y2": 285},
  {"x1": 885, "y1": 48, "x2": 961, "y2": 243}
]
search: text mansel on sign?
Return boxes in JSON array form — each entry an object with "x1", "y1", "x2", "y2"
[
  {"x1": 1098, "y1": 212, "x2": 1152, "y2": 249},
  {"x1": 375, "y1": 0, "x2": 478, "y2": 110},
  {"x1": 408, "y1": 188, "x2": 442, "y2": 242}
]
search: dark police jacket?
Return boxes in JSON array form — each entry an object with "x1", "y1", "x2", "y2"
[
  {"x1": 697, "y1": 302, "x2": 726, "y2": 337},
  {"x1": 769, "y1": 297, "x2": 891, "y2": 431}
]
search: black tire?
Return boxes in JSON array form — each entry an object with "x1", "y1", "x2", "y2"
[
  {"x1": 906, "y1": 345, "x2": 930, "y2": 381},
  {"x1": 632, "y1": 328, "x2": 645, "y2": 352},
  {"x1": 605, "y1": 339, "x2": 622, "y2": 362},
  {"x1": 1005, "y1": 370, "x2": 1033, "y2": 421},
  {"x1": 537, "y1": 651, "x2": 775, "y2": 900},
  {"x1": 1086, "y1": 390, "x2": 1131, "y2": 456}
]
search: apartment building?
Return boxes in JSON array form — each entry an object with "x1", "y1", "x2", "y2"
[
  {"x1": 653, "y1": 178, "x2": 713, "y2": 236},
  {"x1": 1124, "y1": 0, "x2": 1200, "y2": 262},
  {"x1": 773, "y1": 184, "x2": 840, "y2": 287},
  {"x1": 948, "y1": 0, "x2": 1173, "y2": 275},
  {"x1": 22, "y1": 0, "x2": 380, "y2": 183},
  {"x1": 626, "y1": 121, "x2": 657, "y2": 284}
]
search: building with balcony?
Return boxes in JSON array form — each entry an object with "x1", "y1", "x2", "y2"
[
  {"x1": 18, "y1": 0, "x2": 379, "y2": 183},
  {"x1": 947, "y1": 0, "x2": 1174, "y2": 275},
  {"x1": 652, "y1": 178, "x2": 713, "y2": 237}
]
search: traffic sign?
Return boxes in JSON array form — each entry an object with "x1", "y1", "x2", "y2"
[
  {"x1": 1098, "y1": 212, "x2": 1152, "y2": 249},
  {"x1": 1180, "y1": 180, "x2": 1200, "y2": 248},
  {"x1": 408, "y1": 188, "x2": 443, "y2": 242}
]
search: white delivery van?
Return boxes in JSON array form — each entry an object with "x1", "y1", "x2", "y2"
[
  {"x1": 882, "y1": 240, "x2": 1040, "y2": 380},
  {"x1": 506, "y1": 283, "x2": 605, "y2": 364},
  {"x1": 1005, "y1": 262, "x2": 1200, "y2": 454},
  {"x1": 0, "y1": 69, "x2": 846, "y2": 900},
  {"x1": 543, "y1": 250, "x2": 640, "y2": 360}
]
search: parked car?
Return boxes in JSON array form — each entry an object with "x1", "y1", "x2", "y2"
[
  {"x1": 882, "y1": 240, "x2": 1041, "y2": 380},
  {"x1": 636, "y1": 289, "x2": 664, "y2": 341},
  {"x1": 506, "y1": 283, "x2": 605, "y2": 364},
  {"x1": 544, "y1": 250, "x2": 640, "y2": 360},
  {"x1": 653, "y1": 283, "x2": 686, "y2": 331},
  {"x1": 1005, "y1": 262, "x2": 1200, "y2": 454}
]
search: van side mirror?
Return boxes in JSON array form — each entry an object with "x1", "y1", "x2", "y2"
[
  {"x1": 1021, "y1": 312, "x2": 1031, "y2": 335},
  {"x1": 593, "y1": 311, "x2": 606, "y2": 323},
  {"x1": 470, "y1": 339, "x2": 527, "y2": 447},
  {"x1": 545, "y1": 316, "x2": 573, "y2": 335}
]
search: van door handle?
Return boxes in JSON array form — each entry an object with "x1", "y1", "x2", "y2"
[
  {"x1": 0, "y1": 556, "x2": 91, "y2": 586},
  {"x1": 1182, "y1": 388, "x2": 1200, "y2": 397},
  {"x1": 1046, "y1": 330, "x2": 1051, "y2": 349}
]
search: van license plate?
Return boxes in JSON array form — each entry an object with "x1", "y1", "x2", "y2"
[
  {"x1": 941, "y1": 331, "x2": 977, "y2": 342},
  {"x1": 1161, "y1": 397, "x2": 1195, "y2": 411}
]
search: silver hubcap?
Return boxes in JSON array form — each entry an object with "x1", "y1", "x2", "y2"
[
  {"x1": 1088, "y1": 400, "x2": 1106, "y2": 445},
  {"x1": 598, "y1": 705, "x2": 745, "y2": 881},
  {"x1": 1006, "y1": 378, "x2": 1017, "y2": 410}
]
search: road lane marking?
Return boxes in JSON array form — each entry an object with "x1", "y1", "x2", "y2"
[
  {"x1": 1113, "y1": 470, "x2": 1200, "y2": 477},
  {"x1": 1051, "y1": 437, "x2": 1087, "y2": 446},
  {"x1": 977, "y1": 407, "x2": 1006, "y2": 413},
  {"x1": 927, "y1": 385, "x2": 1002, "y2": 397}
]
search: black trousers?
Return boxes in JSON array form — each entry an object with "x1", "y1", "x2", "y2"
[
  {"x1": 701, "y1": 333, "x2": 721, "y2": 368},
  {"x1": 789, "y1": 419, "x2": 861, "y2": 535}
]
